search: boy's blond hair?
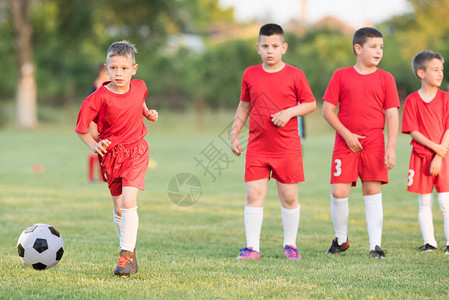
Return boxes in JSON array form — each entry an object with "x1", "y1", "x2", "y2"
[
  {"x1": 412, "y1": 50, "x2": 444, "y2": 79},
  {"x1": 106, "y1": 40, "x2": 137, "y2": 65}
]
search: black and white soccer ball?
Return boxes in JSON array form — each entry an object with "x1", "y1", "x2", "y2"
[{"x1": 17, "y1": 223, "x2": 64, "y2": 270}]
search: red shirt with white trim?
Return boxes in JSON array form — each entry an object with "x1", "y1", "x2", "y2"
[
  {"x1": 240, "y1": 64, "x2": 315, "y2": 157},
  {"x1": 402, "y1": 89, "x2": 449, "y2": 157},
  {"x1": 323, "y1": 66, "x2": 400, "y2": 152},
  {"x1": 75, "y1": 79, "x2": 148, "y2": 148}
]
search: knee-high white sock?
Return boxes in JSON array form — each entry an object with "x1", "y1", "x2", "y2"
[
  {"x1": 244, "y1": 206, "x2": 263, "y2": 252},
  {"x1": 113, "y1": 210, "x2": 121, "y2": 241},
  {"x1": 364, "y1": 193, "x2": 383, "y2": 251},
  {"x1": 331, "y1": 194, "x2": 349, "y2": 245},
  {"x1": 120, "y1": 206, "x2": 139, "y2": 252},
  {"x1": 419, "y1": 193, "x2": 437, "y2": 248},
  {"x1": 281, "y1": 205, "x2": 300, "y2": 247},
  {"x1": 438, "y1": 192, "x2": 449, "y2": 246}
]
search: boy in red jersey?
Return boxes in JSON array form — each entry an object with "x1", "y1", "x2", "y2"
[
  {"x1": 322, "y1": 27, "x2": 400, "y2": 258},
  {"x1": 402, "y1": 50, "x2": 449, "y2": 254},
  {"x1": 230, "y1": 24, "x2": 316, "y2": 260},
  {"x1": 76, "y1": 41, "x2": 158, "y2": 276}
]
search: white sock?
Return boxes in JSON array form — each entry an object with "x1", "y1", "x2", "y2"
[
  {"x1": 120, "y1": 206, "x2": 139, "y2": 252},
  {"x1": 281, "y1": 205, "x2": 300, "y2": 248},
  {"x1": 438, "y1": 192, "x2": 449, "y2": 246},
  {"x1": 113, "y1": 210, "x2": 121, "y2": 241},
  {"x1": 419, "y1": 193, "x2": 437, "y2": 248},
  {"x1": 330, "y1": 194, "x2": 349, "y2": 245},
  {"x1": 244, "y1": 206, "x2": 263, "y2": 252},
  {"x1": 364, "y1": 193, "x2": 383, "y2": 251}
]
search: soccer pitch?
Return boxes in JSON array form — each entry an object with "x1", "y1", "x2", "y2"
[{"x1": 1, "y1": 111, "x2": 448, "y2": 299}]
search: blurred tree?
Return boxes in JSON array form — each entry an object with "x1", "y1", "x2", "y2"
[{"x1": 9, "y1": 0, "x2": 37, "y2": 128}]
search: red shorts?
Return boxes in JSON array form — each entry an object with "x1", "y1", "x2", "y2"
[
  {"x1": 407, "y1": 152, "x2": 449, "y2": 194},
  {"x1": 244, "y1": 154, "x2": 304, "y2": 183},
  {"x1": 99, "y1": 138, "x2": 149, "y2": 196},
  {"x1": 330, "y1": 150, "x2": 388, "y2": 186}
]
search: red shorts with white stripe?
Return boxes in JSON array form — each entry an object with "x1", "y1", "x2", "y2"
[
  {"x1": 407, "y1": 152, "x2": 449, "y2": 194},
  {"x1": 99, "y1": 138, "x2": 149, "y2": 196}
]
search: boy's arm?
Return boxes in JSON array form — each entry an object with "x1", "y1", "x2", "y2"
[
  {"x1": 385, "y1": 107, "x2": 399, "y2": 170},
  {"x1": 429, "y1": 129, "x2": 449, "y2": 176},
  {"x1": 322, "y1": 101, "x2": 365, "y2": 153},
  {"x1": 230, "y1": 100, "x2": 250, "y2": 156},
  {"x1": 410, "y1": 130, "x2": 449, "y2": 158},
  {"x1": 77, "y1": 132, "x2": 111, "y2": 157},
  {"x1": 270, "y1": 101, "x2": 316, "y2": 127}
]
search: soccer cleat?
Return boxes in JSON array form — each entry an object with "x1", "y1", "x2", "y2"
[
  {"x1": 369, "y1": 245, "x2": 386, "y2": 259},
  {"x1": 419, "y1": 243, "x2": 437, "y2": 252},
  {"x1": 326, "y1": 237, "x2": 350, "y2": 255},
  {"x1": 284, "y1": 245, "x2": 301, "y2": 260},
  {"x1": 237, "y1": 247, "x2": 260, "y2": 260},
  {"x1": 445, "y1": 246, "x2": 449, "y2": 255},
  {"x1": 114, "y1": 250, "x2": 135, "y2": 277}
]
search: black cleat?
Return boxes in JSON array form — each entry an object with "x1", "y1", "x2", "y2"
[
  {"x1": 114, "y1": 250, "x2": 135, "y2": 277},
  {"x1": 419, "y1": 243, "x2": 437, "y2": 252},
  {"x1": 369, "y1": 245, "x2": 386, "y2": 259},
  {"x1": 326, "y1": 237, "x2": 350, "y2": 255}
]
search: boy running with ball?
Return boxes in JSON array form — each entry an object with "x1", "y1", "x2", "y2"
[
  {"x1": 230, "y1": 24, "x2": 316, "y2": 260},
  {"x1": 76, "y1": 41, "x2": 158, "y2": 276}
]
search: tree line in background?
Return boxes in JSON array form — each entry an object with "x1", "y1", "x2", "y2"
[{"x1": 1, "y1": 0, "x2": 449, "y2": 128}]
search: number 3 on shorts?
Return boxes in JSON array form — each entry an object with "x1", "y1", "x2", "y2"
[
  {"x1": 408, "y1": 169, "x2": 414, "y2": 186},
  {"x1": 334, "y1": 159, "x2": 342, "y2": 177}
]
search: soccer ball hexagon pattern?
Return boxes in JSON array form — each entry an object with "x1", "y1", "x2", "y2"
[{"x1": 17, "y1": 223, "x2": 64, "y2": 270}]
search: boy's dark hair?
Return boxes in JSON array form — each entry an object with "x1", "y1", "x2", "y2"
[
  {"x1": 259, "y1": 23, "x2": 284, "y2": 42},
  {"x1": 352, "y1": 27, "x2": 383, "y2": 54},
  {"x1": 412, "y1": 50, "x2": 444, "y2": 79},
  {"x1": 106, "y1": 40, "x2": 137, "y2": 64}
]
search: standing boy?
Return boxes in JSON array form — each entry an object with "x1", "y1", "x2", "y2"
[
  {"x1": 230, "y1": 24, "x2": 316, "y2": 260},
  {"x1": 322, "y1": 27, "x2": 400, "y2": 258},
  {"x1": 76, "y1": 41, "x2": 158, "y2": 276},
  {"x1": 402, "y1": 50, "x2": 449, "y2": 254}
]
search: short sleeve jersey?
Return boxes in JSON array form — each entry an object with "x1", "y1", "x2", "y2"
[
  {"x1": 402, "y1": 89, "x2": 449, "y2": 157},
  {"x1": 75, "y1": 79, "x2": 148, "y2": 148},
  {"x1": 240, "y1": 64, "x2": 315, "y2": 157},
  {"x1": 323, "y1": 67, "x2": 400, "y2": 152}
]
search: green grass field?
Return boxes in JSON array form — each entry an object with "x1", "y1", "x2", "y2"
[{"x1": 1, "y1": 110, "x2": 448, "y2": 299}]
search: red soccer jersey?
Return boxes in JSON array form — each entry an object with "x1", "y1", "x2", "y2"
[
  {"x1": 240, "y1": 64, "x2": 315, "y2": 157},
  {"x1": 402, "y1": 89, "x2": 449, "y2": 157},
  {"x1": 75, "y1": 79, "x2": 148, "y2": 148},
  {"x1": 323, "y1": 67, "x2": 400, "y2": 152}
]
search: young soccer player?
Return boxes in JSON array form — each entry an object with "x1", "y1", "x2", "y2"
[
  {"x1": 322, "y1": 27, "x2": 400, "y2": 258},
  {"x1": 75, "y1": 41, "x2": 158, "y2": 276},
  {"x1": 230, "y1": 24, "x2": 316, "y2": 260},
  {"x1": 402, "y1": 50, "x2": 449, "y2": 254}
]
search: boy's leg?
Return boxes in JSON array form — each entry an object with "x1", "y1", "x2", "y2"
[
  {"x1": 418, "y1": 193, "x2": 437, "y2": 248},
  {"x1": 331, "y1": 183, "x2": 352, "y2": 245},
  {"x1": 362, "y1": 181, "x2": 383, "y2": 251},
  {"x1": 244, "y1": 178, "x2": 268, "y2": 253},
  {"x1": 277, "y1": 181, "x2": 299, "y2": 248},
  {"x1": 120, "y1": 186, "x2": 139, "y2": 252},
  {"x1": 437, "y1": 192, "x2": 449, "y2": 246},
  {"x1": 112, "y1": 194, "x2": 122, "y2": 240}
]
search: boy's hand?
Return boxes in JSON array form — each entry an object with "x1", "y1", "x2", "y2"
[
  {"x1": 93, "y1": 139, "x2": 111, "y2": 157},
  {"x1": 343, "y1": 133, "x2": 365, "y2": 153},
  {"x1": 430, "y1": 155, "x2": 442, "y2": 176},
  {"x1": 271, "y1": 110, "x2": 291, "y2": 127},
  {"x1": 231, "y1": 138, "x2": 243, "y2": 156},
  {"x1": 145, "y1": 109, "x2": 158, "y2": 122},
  {"x1": 434, "y1": 143, "x2": 449, "y2": 158},
  {"x1": 385, "y1": 148, "x2": 396, "y2": 170}
]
